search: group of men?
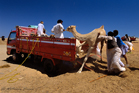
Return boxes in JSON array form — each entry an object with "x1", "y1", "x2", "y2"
[
  {"x1": 102, "y1": 30, "x2": 129, "y2": 74},
  {"x1": 37, "y1": 19, "x2": 65, "y2": 38}
]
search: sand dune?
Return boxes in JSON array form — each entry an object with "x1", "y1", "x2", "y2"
[{"x1": 0, "y1": 38, "x2": 139, "y2": 93}]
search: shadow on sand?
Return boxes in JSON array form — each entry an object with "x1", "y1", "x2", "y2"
[
  {"x1": 128, "y1": 67, "x2": 139, "y2": 71},
  {"x1": 3, "y1": 55, "x2": 109, "y2": 77},
  {"x1": 76, "y1": 56, "x2": 108, "y2": 74}
]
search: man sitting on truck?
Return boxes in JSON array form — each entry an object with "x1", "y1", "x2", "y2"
[{"x1": 51, "y1": 19, "x2": 65, "y2": 38}]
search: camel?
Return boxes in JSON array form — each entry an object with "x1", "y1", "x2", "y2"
[
  {"x1": 70, "y1": 38, "x2": 85, "y2": 57},
  {"x1": 66, "y1": 25, "x2": 106, "y2": 73},
  {"x1": 76, "y1": 39, "x2": 85, "y2": 57}
]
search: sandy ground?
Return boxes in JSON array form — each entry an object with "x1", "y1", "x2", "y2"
[{"x1": 0, "y1": 38, "x2": 139, "y2": 93}]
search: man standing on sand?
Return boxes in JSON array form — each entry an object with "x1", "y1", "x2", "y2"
[
  {"x1": 37, "y1": 21, "x2": 45, "y2": 36},
  {"x1": 51, "y1": 19, "x2": 65, "y2": 38},
  {"x1": 113, "y1": 30, "x2": 129, "y2": 67}
]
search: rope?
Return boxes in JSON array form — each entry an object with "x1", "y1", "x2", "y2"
[
  {"x1": 90, "y1": 75, "x2": 107, "y2": 82},
  {"x1": 45, "y1": 30, "x2": 51, "y2": 35},
  {"x1": 0, "y1": 38, "x2": 39, "y2": 83}
]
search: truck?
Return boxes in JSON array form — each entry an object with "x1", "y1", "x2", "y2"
[
  {"x1": 7, "y1": 26, "x2": 82, "y2": 74},
  {"x1": 121, "y1": 36, "x2": 136, "y2": 42}
]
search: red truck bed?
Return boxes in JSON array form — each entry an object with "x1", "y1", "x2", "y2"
[{"x1": 16, "y1": 36, "x2": 76, "y2": 62}]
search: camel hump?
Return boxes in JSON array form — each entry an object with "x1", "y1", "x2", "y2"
[{"x1": 100, "y1": 25, "x2": 104, "y2": 29}]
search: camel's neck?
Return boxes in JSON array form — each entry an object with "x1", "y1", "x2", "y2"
[{"x1": 72, "y1": 28, "x2": 87, "y2": 41}]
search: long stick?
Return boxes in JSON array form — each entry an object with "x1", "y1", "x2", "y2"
[{"x1": 90, "y1": 75, "x2": 107, "y2": 82}]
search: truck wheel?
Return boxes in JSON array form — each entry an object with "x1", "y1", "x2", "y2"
[
  {"x1": 44, "y1": 59, "x2": 55, "y2": 74},
  {"x1": 21, "y1": 53, "x2": 28, "y2": 62},
  {"x1": 12, "y1": 52, "x2": 21, "y2": 63}
]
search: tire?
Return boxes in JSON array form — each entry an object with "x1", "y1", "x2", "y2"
[
  {"x1": 43, "y1": 59, "x2": 55, "y2": 74},
  {"x1": 12, "y1": 51, "x2": 21, "y2": 63},
  {"x1": 21, "y1": 53, "x2": 28, "y2": 61}
]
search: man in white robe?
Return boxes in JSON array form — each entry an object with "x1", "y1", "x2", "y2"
[{"x1": 51, "y1": 19, "x2": 65, "y2": 38}]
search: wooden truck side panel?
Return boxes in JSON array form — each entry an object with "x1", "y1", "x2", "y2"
[{"x1": 16, "y1": 36, "x2": 76, "y2": 62}]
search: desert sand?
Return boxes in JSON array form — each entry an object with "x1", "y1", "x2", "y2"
[{"x1": 0, "y1": 38, "x2": 139, "y2": 93}]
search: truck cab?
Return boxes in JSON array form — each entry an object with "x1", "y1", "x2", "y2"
[
  {"x1": 7, "y1": 31, "x2": 16, "y2": 55},
  {"x1": 7, "y1": 26, "x2": 38, "y2": 62}
]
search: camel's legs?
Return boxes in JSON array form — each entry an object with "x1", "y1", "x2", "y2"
[
  {"x1": 76, "y1": 41, "x2": 87, "y2": 57},
  {"x1": 77, "y1": 46, "x2": 94, "y2": 73},
  {"x1": 100, "y1": 39, "x2": 105, "y2": 61},
  {"x1": 79, "y1": 41, "x2": 87, "y2": 48}
]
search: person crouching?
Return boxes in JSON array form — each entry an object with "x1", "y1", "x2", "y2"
[{"x1": 107, "y1": 31, "x2": 126, "y2": 74}]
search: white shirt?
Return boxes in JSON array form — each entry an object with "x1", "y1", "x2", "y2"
[
  {"x1": 51, "y1": 23, "x2": 64, "y2": 38},
  {"x1": 37, "y1": 23, "x2": 44, "y2": 36},
  {"x1": 98, "y1": 35, "x2": 117, "y2": 41}
]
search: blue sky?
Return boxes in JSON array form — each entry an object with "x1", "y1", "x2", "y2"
[{"x1": 0, "y1": 0, "x2": 139, "y2": 38}]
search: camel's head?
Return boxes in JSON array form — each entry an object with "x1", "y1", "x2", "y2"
[{"x1": 66, "y1": 25, "x2": 76, "y2": 32}]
